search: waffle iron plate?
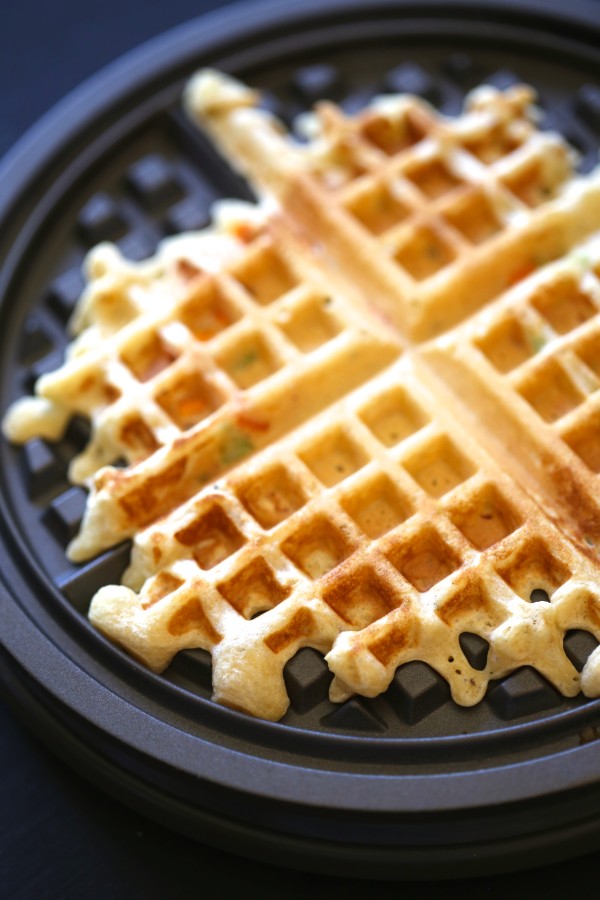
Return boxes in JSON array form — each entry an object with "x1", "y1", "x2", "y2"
[{"x1": 2, "y1": 0, "x2": 600, "y2": 881}]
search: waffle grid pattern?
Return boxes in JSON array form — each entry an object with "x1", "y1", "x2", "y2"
[
  {"x1": 304, "y1": 86, "x2": 571, "y2": 288},
  {"x1": 419, "y1": 240, "x2": 600, "y2": 540},
  {"x1": 189, "y1": 72, "x2": 600, "y2": 344},
  {"x1": 473, "y1": 256, "x2": 600, "y2": 473},
  {"x1": 11, "y1": 223, "x2": 369, "y2": 491},
  {"x1": 3, "y1": 52, "x2": 593, "y2": 732},
  {"x1": 84, "y1": 355, "x2": 600, "y2": 720}
]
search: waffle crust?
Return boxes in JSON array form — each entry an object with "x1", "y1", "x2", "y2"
[{"x1": 5, "y1": 70, "x2": 600, "y2": 722}]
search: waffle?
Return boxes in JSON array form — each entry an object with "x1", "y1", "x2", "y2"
[
  {"x1": 4, "y1": 198, "x2": 399, "y2": 558},
  {"x1": 4, "y1": 69, "x2": 600, "y2": 722},
  {"x1": 4, "y1": 200, "x2": 272, "y2": 482},
  {"x1": 186, "y1": 70, "x2": 600, "y2": 340}
]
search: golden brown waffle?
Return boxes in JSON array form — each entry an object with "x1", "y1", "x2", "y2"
[
  {"x1": 4, "y1": 198, "x2": 401, "y2": 560},
  {"x1": 186, "y1": 70, "x2": 600, "y2": 340},
  {"x1": 422, "y1": 234, "x2": 600, "y2": 555},
  {"x1": 4, "y1": 70, "x2": 600, "y2": 722},
  {"x1": 87, "y1": 355, "x2": 600, "y2": 720}
]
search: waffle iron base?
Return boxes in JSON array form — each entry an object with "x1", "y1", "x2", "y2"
[{"x1": 2, "y1": 0, "x2": 600, "y2": 880}]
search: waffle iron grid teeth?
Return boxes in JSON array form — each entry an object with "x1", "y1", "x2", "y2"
[{"x1": 3, "y1": 0, "x2": 600, "y2": 877}]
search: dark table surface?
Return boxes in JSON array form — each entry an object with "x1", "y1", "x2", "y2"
[{"x1": 2, "y1": 0, "x2": 600, "y2": 895}]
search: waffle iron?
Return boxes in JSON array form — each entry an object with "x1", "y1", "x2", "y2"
[{"x1": 2, "y1": 0, "x2": 600, "y2": 881}]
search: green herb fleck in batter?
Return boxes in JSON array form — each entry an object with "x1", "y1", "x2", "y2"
[{"x1": 220, "y1": 426, "x2": 255, "y2": 465}]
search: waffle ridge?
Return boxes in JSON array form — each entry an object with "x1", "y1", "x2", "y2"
[{"x1": 4, "y1": 69, "x2": 600, "y2": 722}]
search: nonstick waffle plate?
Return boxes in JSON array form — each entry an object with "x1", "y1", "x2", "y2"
[{"x1": 2, "y1": 0, "x2": 600, "y2": 881}]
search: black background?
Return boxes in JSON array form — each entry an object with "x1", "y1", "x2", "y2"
[{"x1": 1, "y1": 0, "x2": 600, "y2": 895}]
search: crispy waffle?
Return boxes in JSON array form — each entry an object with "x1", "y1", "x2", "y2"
[
  {"x1": 4, "y1": 69, "x2": 600, "y2": 722},
  {"x1": 186, "y1": 70, "x2": 600, "y2": 340}
]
